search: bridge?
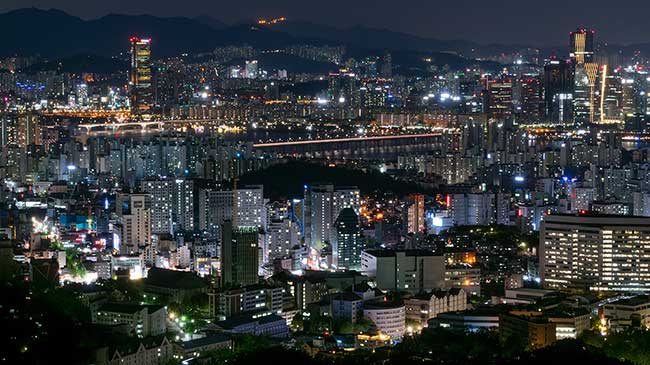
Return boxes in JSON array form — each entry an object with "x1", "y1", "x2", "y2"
[
  {"x1": 76, "y1": 119, "x2": 239, "y2": 136},
  {"x1": 252, "y1": 133, "x2": 444, "y2": 159}
]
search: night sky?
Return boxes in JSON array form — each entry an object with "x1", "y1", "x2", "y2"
[{"x1": 2, "y1": 0, "x2": 650, "y2": 46}]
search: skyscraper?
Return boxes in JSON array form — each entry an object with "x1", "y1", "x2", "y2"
[
  {"x1": 569, "y1": 29, "x2": 598, "y2": 124},
  {"x1": 220, "y1": 221, "x2": 259, "y2": 287},
  {"x1": 129, "y1": 37, "x2": 153, "y2": 114},
  {"x1": 543, "y1": 59, "x2": 574, "y2": 123},
  {"x1": 487, "y1": 79, "x2": 513, "y2": 119},
  {"x1": 570, "y1": 28, "x2": 595, "y2": 66},
  {"x1": 518, "y1": 77, "x2": 542, "y2": 123},
  {"x1": 331, "y1": 208, "x2": 362, "y2": 270}
]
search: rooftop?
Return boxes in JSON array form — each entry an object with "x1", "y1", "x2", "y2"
[{"x1": 145, "y1": 267, "x2": 207, "y2": 290}]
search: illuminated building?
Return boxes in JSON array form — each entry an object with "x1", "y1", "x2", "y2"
[
  {"x1": 620, "y1": 66, "x2": 649, "y2": 120},
  {"x1": 518, "y1": 77, "x2": 542, "y2": 123},
  {"x1": 543, "y1": 59, "x2": 573, "y2": 123},
  {"x1": 263, "y1": 218, "x2": 300, "y2": 263},
  {"x1": 404, "y1": 288, "x2": 467, "y2": 327},
  {"x1": 449, "y1": 193, "x2": 498, "y2": 226},
  {"x1": 331, "y1": 207, "x2": 362, "y2": 270},
  {"x1": 129, "y1": 37, "x2": 153, "y2": 114},
  {"x1": 599, "y1": 64, "x2": 623, "y2": 122},
  {"x1": 220, "y1": 221, "x2": 259, "y2": 287},
  {"x1": 115, "y1": 193, "x2": 152, "y2": 255},
  {"x1": 0, "y1": 113, "x2": 41, "y2": 148},
  {"x1": 445, "y1": 264, "x2": 481, "y2": 296},
  {"x1": 405, "y1": 194, "x2": 425, "y2": 234},
  {"x1": 569, "y1": 29, "x2": 598, "y2": 123},
  {"x1": 361, "y1": 249, "x2": 445, "y2": 293},
  {"x1": 540, "y1": 214, "x2": 650, "y2": 291},
  {"x1": 603, "y1": 295, "x2": 650, "y2": 330},
  {"x1": 569, "y1": 28, "x2": 595, "y2": 66},
  {"x1": 363, "y1": 301, "x2": 406, "y2": 340},
  {"x1": 140, "y1": 178, "x2": 198, "y2": 233},
  {"x1": 487, "y1": 79, "x2": 513, "y2": 118},
  {"x1": 303, "y1": 184, "x2": 360, "y2": 253},
  {"x1": 245, "y1": 60, "x2": 258, "y2": 79},
  {"x1": 93, "y1": 303, "x2": 167, "y2": 338},
  {"x1": 211, "y1": 284, "x2": 284, "y2": 320}
]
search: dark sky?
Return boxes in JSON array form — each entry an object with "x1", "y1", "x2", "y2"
[{"x1": 2, "y1": 0, "x2": 649, "y2": 46}]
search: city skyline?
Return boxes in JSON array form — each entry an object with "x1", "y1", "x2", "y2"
[{"x1": 5, "y1": 3, "x2": 650, "y2": 364}]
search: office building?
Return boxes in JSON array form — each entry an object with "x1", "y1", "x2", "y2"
[
  {"x1": 221, "y1": 221, "x2": 259, "y2": 287},
  {"x1": 540, "y1": 214, "x2": 650, "y2": 291},
  {"x1": 361, "y1": 249, "x2": 445, "y2": 293},
  {"x1": 129, "y1": 37, "x2": 153, "y2": 114},
  {"x1": 332, "y1": 207, "x2": 363, "y2": 270}
]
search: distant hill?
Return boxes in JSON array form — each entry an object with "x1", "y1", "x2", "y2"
[
  {"x1": 238, "y1": 160, "x2": 434, "y2": 201},
  {"x1": 0, "y1": 8, "x2": 505, "y2": 72}
]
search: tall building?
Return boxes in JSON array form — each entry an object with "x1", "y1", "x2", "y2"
[
  {"x1": 220, "y1": 221, "x2": 259, "y2": 287},
  {"x1": 569, "y1": 29, "x2": 595, "y2": 66},
  {"x1": 599, "y1": 64, "x2": 623, "y2": 123},
  {"x1": 115, "y1": 193, "x2": 152, "y2": 255},
  {"x1": 304, "y1": 184, "x2": 360, "y2": 252},
  {"x1": 141, "y1": 178, "x2": 199, "y2": 234},
  {"x1": 405, "y1": 194, "x2": 425, "y2": 234},
  {"x1": 129, "y1": 37, "x2": 153, "y2": 114},
  {"x1": 450, "y1": 193, "x2": 498, "y2": 226},
  {"x1": 518, "y1": 77, "x2": 542, "y2": 123},
  {"x1": 331, "y1": 208, "x2": 363, "y2": 270},
  {"x1": 540, "y1": 214, "x2": 650, "y2": 291},
  {"x1": 487, "y1": 79, "x2": 513, "y2": 119},
  {"x1": 201, "y1": 186, "x2": 266, "y2": 233},
  {"x1": 569, "y1": 29, "x2": 598, "y2": 124},
  {"x1": 244, "y1": 60, "x2": 258, "y2": 79},
  {"x1": 543, "y1": 59, "x2": 574, "y2": 123}
]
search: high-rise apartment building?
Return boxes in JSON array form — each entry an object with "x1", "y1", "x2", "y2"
[
  {"x1": 303, "y1": 184, "x2": 360, "y2": 252},
  {"x1": 115, "y1": 193, "x2": 152, "y2": 255}
]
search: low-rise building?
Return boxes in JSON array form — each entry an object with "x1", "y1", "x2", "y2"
[
  {"x1": 107, "y1": 336, "x2": 175, "y2": 365},
  {"x1": 210, "y1": 284, "x2": 284, "y2": 320},
  {"x1": 175, "y1": 334, "x2": 232, "y2": 359},
  {"x1": 603, "y1": 295, "x2": 650, "y2": 331},
  {"x1": 444, "y1": 264, "x2": 481, "y2": 296},
  {"x1": 405, "y1": 288, "x2": 467, "y2": 327},
  {"x1": 363, "y1": 301, "x2": 405, "y2": 341},
  {"x1": 499, "y1": 311, "x2": 556, "y2": 349},
  {"x1": 361, "y1": 249, "x2": 445, "y2": 293},
  {"x1": 144, "y1": 267, "x2": 208, "y2": 303},
  {"x1": 492, "y1": 288, "x2": 560, "y2": 305},
  {"x1": 331, "y1": 292, "x2": 364, "y2": 324},
  {"x1": 93, "y1": 303, "x2": 167, "y2": 338},
  {"x1": 213, "y1": 312, "x2": 289, "y2": 338},
  {"x1": 430, "y1": 307, "x2": 503, "y2": 331}
]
